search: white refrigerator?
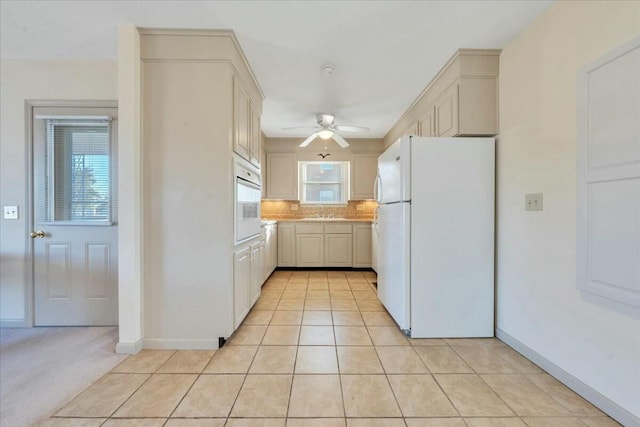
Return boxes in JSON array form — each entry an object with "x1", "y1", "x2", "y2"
[{"x1": 376, "y1": 136, "x2": 495, "y2": 338}]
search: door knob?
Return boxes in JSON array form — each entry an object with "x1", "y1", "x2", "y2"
[{"x1": 30, "y1": 230, "x2": 46, "y2": 238}]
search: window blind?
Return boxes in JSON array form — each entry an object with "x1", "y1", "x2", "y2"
[
  {"x1": 299, "y1": 161, "x2": 349, "y2": 204},
  {"x1": 43, "y1": 119, "x2": 113, "y2": 222}
]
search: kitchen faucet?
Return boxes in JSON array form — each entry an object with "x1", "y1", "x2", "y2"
[{"x1": 315, "y1": 204, "x2": 325, "y2": 219}]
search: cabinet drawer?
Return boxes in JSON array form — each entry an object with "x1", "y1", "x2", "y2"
[
  {"x1": 324, "y1": 224, "x2": 353, "y2": 234},
  {"x1": 295, "y1": 223, "x2": 324, "y2": 234}
]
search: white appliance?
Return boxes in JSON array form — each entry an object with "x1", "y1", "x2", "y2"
[
  {"x1": 376, "y1": 136, "x2": 495, "y2": 338},
  {"x1": 234, "y1": 157, "x2": 262, "y2": 244}
]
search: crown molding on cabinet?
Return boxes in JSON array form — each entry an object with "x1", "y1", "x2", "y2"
[
  {"x1": 138, "y1": 28, "x2": 264, "y2": 110},
  {"x1": 383, "y1": 48, "x2": 500, "y2": 148}
]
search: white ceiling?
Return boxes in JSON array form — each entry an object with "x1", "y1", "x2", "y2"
[{"x1": 1, "y1": 0, "x2": 554, "y2": 138}]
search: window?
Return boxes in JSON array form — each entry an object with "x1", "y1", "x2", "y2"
[
  {"x1": 299, "y1": 161, "x2": 350, "y2": 204},
  {"x1": 44, "y1": 119, "x2": 113, "y2": 222}
]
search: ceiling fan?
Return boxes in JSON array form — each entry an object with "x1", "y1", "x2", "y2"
[{"x1": 282, "y1": 113, "x2": 370, "y2": 148}]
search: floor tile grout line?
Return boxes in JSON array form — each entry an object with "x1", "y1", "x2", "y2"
[
  {"x1": 102, "y1": 369, "x2": 156, "y2": 420},
  {"x1": 449, "y1": 342, "x2": 480, "y2": 375},
  {"x1": 476, "y1": 372, "x2": 534, "y2": 419},
  {"x1": 284, "y1": 281, "x2": 303, "y2": 419},
  {"x1": 163, "y1": 371, "x2": 201, "y2": 423}
]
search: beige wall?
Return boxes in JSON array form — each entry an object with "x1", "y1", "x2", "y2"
[
  {"x1": 265, "y1": 137, "x2": 384, "y2": 157},
  {"x1": 0, "y1": 60, "x2": 117, "y2": 324},
  {"x1": 496, "y1": 0, "x2": 640, "y2": 420}
]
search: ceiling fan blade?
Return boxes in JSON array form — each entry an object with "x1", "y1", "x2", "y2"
[
  {"x1": 299, "y1": 132, "x2": 319, "y2": 147},
  {"x1": 335, "y1": 125, "x2": 370, "y2": 133},
  {"x1": 332, "y1": 133, "x2": 350, "y2": 148},
  {"x1": 282, "y1": 125, "x2": 321, "y2": 131}
]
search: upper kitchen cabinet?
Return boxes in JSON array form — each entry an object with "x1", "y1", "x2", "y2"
[
  {"x1": 384, "y1": 49, "x2": 500, "y2": 146},
  {"x1": 266, "y1": 152, "x2": 298, "y2": 200},
  {"x1": 250, "y1": 106, "x2": 261, "y2": 167},
  {"x1": 234, "y1": 78, "x2": 262, "y2": 168},
  {"x1": 418, "y1": 106, "x2": 435, "y2": 137},
  {"x1": 351, "y1": 154, "x2": 379, "y2": 200}
]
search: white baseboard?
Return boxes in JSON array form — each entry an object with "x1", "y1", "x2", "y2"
[
  {"x1": 143, "y1": 338, "x2": 219, "y2": 350},
  {"x1": 0, "y1": 319, "x2": 30, "y2": 328},
  {"x1": 496, "y1": 328, "x2": 640, "y2": 427},
  {"x1": 115, "y1": 339, "x2": 143, "y2": 354}
]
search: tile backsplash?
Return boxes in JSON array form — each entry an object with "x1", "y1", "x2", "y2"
[{"x1": 262, "y1": 200, "x2": 376, "y2": 220}]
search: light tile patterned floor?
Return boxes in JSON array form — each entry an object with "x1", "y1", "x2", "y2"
[{"x1": 45, "y1": 270, "x2": 621, "y2": 427}]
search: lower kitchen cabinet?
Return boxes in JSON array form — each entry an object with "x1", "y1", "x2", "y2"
[
  {"x1": 296, "y1": 234, "x2": 324, "y2": 267},
  {"x1": 353, "y1": 223, "x2": 372, "y2": 268},
  {"x1": 277, "y1": 221, "x2": 373, "y2": 268},
  {"x1": 278, "y1": 223, "x2": 296, "y2": 267},
  {"x1": 234, "y1": 238, "x2": 264, "y2": 329},
  {"x1": 262, "y1": 222, "x2": 278, "y2": 281},
  {"x1": 233, "y1": 246, "x2": 251, "y2": 329},
  {"x1": 250, "y1": 241, "x2": 263, "y2": 306},
  {"x1": 325, "y1": 234, "x2": 353, "y2": 267}
]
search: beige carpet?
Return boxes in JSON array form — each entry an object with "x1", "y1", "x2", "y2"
[{"x1": 0, "y1": 326, "x2": 126, "y2": 427}]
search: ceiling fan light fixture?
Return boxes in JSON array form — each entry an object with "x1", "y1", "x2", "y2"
[{"x1": 318, "y1": 129, "x2": 333, "y2": 140}]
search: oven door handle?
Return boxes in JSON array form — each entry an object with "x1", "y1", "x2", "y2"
[{"x1": 237, "y1": 176, "x2": 261, "y2": 192}]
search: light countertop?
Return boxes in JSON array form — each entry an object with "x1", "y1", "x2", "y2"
[{"x1": 262, "y1": 218, "x2": 372, "y2": 223}]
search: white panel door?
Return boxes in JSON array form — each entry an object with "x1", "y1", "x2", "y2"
[
  {"x1": 32, "y1": 107, "x2": 118, "y2": 326},
  {"x1": 577, "y1": 37, "x2": 640, "y2": 307},
  {"x1": 377, "y1": 202, "x2": 410, "y2": 331}
]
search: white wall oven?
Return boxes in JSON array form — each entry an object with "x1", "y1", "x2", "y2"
[{"x1": 235, "y1": 157, "x2": 261, "y2": 244}]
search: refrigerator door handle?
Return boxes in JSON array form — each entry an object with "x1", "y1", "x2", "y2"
[
  {"x1": 373, "y1": 174, "x2": 378, "y2": 202},
  {"x1": 374, "y1": 173, "x2": 383, "y2": 203}
]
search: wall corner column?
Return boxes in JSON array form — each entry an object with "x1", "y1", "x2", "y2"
[{"x1": 116, "y1": 25, "x2": 143, "y2": 354}]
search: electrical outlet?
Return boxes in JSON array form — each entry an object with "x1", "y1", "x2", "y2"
[
  {"x1": 356, "y1": 204, "x2": 365, "y2": 211},
  {"x1": 3, "y1": 205, "x2": 18, "y2": 219},
  {"x1": 291, "y1": 204, "x2": 298, "y2": 211},
  {"x1": 525, "y1": 193, "x2": 543, "y2": 211}
]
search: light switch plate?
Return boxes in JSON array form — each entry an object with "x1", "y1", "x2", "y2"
[
  {"x1": 291, "y1": 204, "x2": 298, "y2": 211},
  {"x1": 525, "y1": 193, "x2": 543, "y2": 211},
  {"x1": 3, "y1": 205, "x2": 18, "y2": 219},
  {"x1": 356, "y1": 204, "x2": 365, "y2": 211}
]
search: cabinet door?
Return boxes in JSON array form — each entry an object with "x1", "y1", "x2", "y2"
[
  {"x1": 435, "y1": 84, "x2": 459, "y2": 137},
  {"x1": 266, "y1": 153, "x2": 298, "y2": 200},
  {"x1": 325, "y1": 234, "x2": 353, "y2": 267},
  {"x1": 263, "y1": 227, "x2": 271, "y2": 281},
  {"x1": 271, "y1": 224, "x2": 278, "y2": 272},
  {"x1": 351, "y1": 154, "x2": 379, "y2": 200},
  {"x1": 418, "y1": 105, "x2": 436, "y2": 137},
  {"x1": 234, "y1": 79, "x2": 251, "y2": 161},
  {"x1": 296, "y1": 234, "x2": 324, "y2": 267},
  {"x1": 250, "y1": 105, "x2": 261, "y2": 168},
  {"x1": 353, "y1": 224, "x2": 372, "y2": 268},
  {"x1": 233, "y1": 247, "x2": 251, "y2": 329},
  {"x1": 263, "y1": 226, "x2": 276, "y2": 281},
  {"x1": 261, "y1": 148, "x2": 267, "y2": 199},
  {"x1": 405, "y1": 120, "x2": 419, "y2": 136},
  {"x1": 250, "y1": 242, "x2": 263, "y2": 306},
  {"x1": 278, "y1": 224, "x2": 296, "y2": 266}
]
